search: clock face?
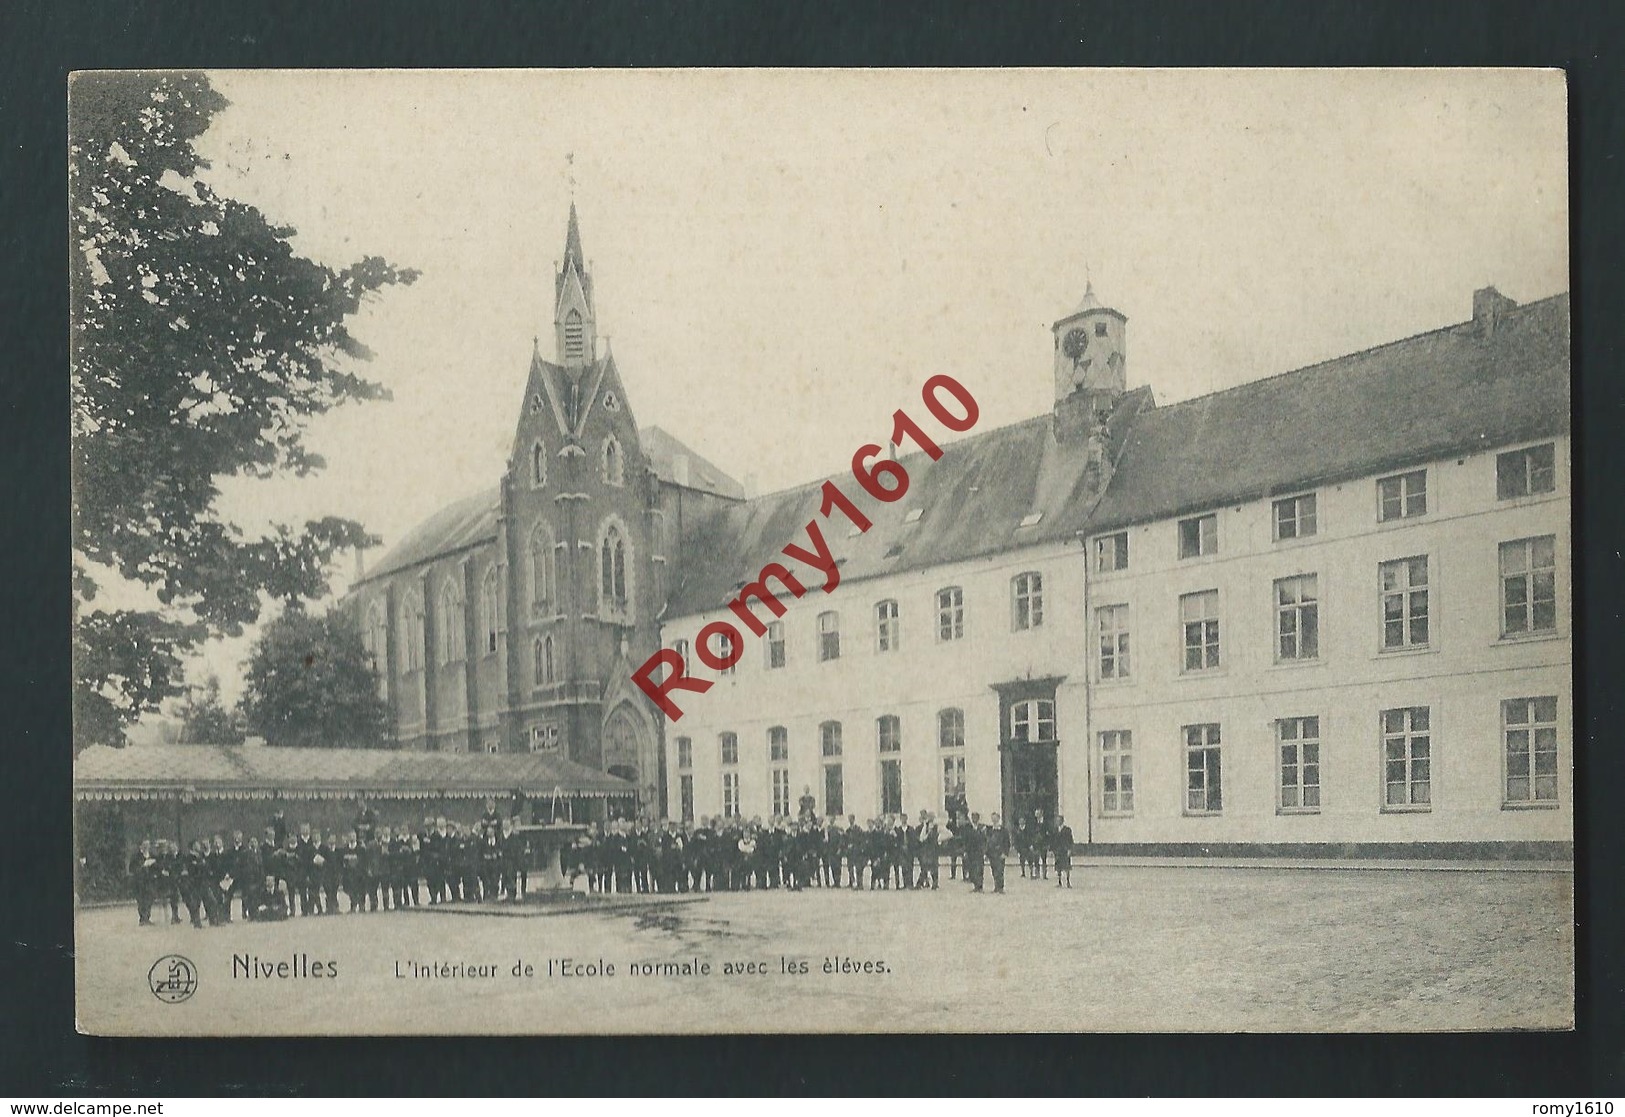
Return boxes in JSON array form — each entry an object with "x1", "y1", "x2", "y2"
[{"x1": 1063, "y1": 326, "x2": 1090, "y2": 365}]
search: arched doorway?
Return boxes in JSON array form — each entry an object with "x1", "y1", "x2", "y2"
[{"x1": 602, "y1": 703, "x2": 653, "y2": 817}]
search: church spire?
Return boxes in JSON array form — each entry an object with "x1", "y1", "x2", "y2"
[{"x1": 553, "y1": 204, "x2": 597, "y2": 367}]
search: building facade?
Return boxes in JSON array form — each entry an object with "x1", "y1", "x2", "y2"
[{"x1": 350, "y1": 207, "x2": 1571, "y2": 852}]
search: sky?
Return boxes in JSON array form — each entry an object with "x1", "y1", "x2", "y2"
[{"x1": 144, "y1": 67, "x2": 1568, "y2": 712}]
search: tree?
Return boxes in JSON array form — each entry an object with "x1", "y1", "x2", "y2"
[
  {"x1": 241, "y1": 607, "x2": 389, "y2": 748},
  {"x1": 70, "y1": 71, "x2": 418, "y2": 748},
  {"x1": 177, "y1": 674, "x2": 245, "y2": 745}
]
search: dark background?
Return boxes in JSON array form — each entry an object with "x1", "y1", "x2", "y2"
[{"x1": 3, "y1": 0, "x2": 1622, "y2": 1097}]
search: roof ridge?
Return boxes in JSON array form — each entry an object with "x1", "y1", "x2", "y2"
[{"x1": 1145, "y1": 291, "x2": 1569, "y2": 418}]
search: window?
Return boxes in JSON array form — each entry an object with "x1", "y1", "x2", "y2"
[
  {"x1": 400, "y1": 594, "x2": 424, "y2": 672},
  {"x1": 1100, "y1": 730, "x2": 1133, "y2": 815},
  {"x1": 817, "y1": 610, "x2": 841, "y2": 662},
  {"x1": 706, "y1": 627, "x2": 737, "y2": 675},
  {"x1": 1504, "y1": 696, "x2": 1559, "y2": 805},
  {"x1": 765, "y1": 620, "x2": 787, "y2": 669},
  {"x1": 937, "y1": 708, "x2": 965, "y2": 750},
  {"x1": 480, "y1": 567, "x2": 501, "y2": 655},
  {"x1": 880, "y1": 754, "x2": 903, "y2": 815},
  {"x1": 1275, "y1": 574, "x2": 1319, "y2": 661},
  {"x1": 530, "y1": 440, "x2": 547, "y2": 487},
  {"x1": 875, "y1": 599, "x2": 900, "y2": 652},
  {"x1": 363, "y1": 601, "x2": 386, "y2": 669},
  {"x1": 1178, "y1": 513, "x2": 1218, "y2": 559},
  {"x1": 1276, "y1": 717, "x2": 1321, "y2": 812},
  {"x1": 1379, "y1": 557, "x2": 1430, "y2": 650},
  {"x1": 678, "y1": 774, "x2": 694, "y2": 823},
  {"x1": 532, "y1": 635, "x2": 556, "y2": 686},
  {"x1": 1273, "y1": 493, "x2": 1318, "y2": 541},
  {"x1": 936, "y1": 586, "x2": 964, "y2": 641},
  {"x1": 1378, "y1": 469, "x2": 1427, "y2": 521},
  {"x1": 438, "y1": 580, "x2": 465, "y2": 664},
  {"x1": 768, "y1": 726, "x2": 789, "y2": 763},
  {"x1": 1500, "y1": 536, "x2": 1557, "y2": 636},
  {"x1": 1012, "y1": 572, "x2": 1044, "y2": 631},
  {"x1": 602, "y1": 436, "x2": 625, "y2": 487},
  {"x1": 1496, "y1": 443, "x2": 1556, "y2": 500},
  {"x1": 1010, "y1": 699, "x2": 1056, "y2": 743},
  {"x1": 772, "y1": 768, "x2": 791, "y2": 817},
  {"x1": 676, "y1": 736, "x2": 693, "y2": 770},
  {"x1": 823, "y1": 762, "x2": 844, "y2": 818},
  {"x1": 599, "y1": 525, "x2": 628, "y2": 612},
  {"x1": 1180, "y1": 590, "x2": 1221, "y2": 672},
  {"x1": 1183, "y1": 723, "x2": 1222, "y2": 814},
  {"x1": 1382, "y1": 707, "x2": 1431, "y2": 809},
  {"x1": 941, "y1": 754, "x2": 966, "y2": 803},
  {"x1": 1094, "y1": 531, "x2": 1129, "y2": 573},
  {"x1": 528, "y1": 521, "x2": 555, "y2": 615},
  {"x1": 722, "y1": 771, "x2": 741, "y2": 819},
  {"x1": 528, "y1": 723, "x2": 560, "y2": 753},
  {"x1": 563, "y1": 309, "x2": 585, "y2": 361},
  {"x1": 877, "y1": 714, "x2": 901, "y2": 753},
  {"x1": 820, "y1": 721, "x2": 843, "y2": 758},
  {"x1": 1096, "y1": 604, "x2": 1131, "y2": 680},
  {"x1": 719, "y1": 731, "x2": 739, "y2": 766},
  {"x1": 673, "y1": 639, "x2": 690, "y2": 676}
]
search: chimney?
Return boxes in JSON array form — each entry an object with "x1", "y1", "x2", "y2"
[
  {"x1": 1473, "y1": 286, "x2": 1517, "y2": 337},
  {"x1": 353, "y1": 545, "x2": 367, "y2": 580}
]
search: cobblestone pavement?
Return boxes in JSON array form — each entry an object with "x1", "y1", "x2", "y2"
[{"x1": 76, "y1": 863, "x2": 1573, "y2": 1035}]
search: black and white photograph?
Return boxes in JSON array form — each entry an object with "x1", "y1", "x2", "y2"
[{"x1": 69, "y1": 67, "x2": 1572, "y2": 1035}]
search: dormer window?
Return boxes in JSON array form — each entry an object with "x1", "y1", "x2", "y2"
[
  {"x1": 603, "y1": 391, "x2": 620, "y2": 413},
  {"x1": 1094, "y1": 321, "x2": 1108, "y2": 337}
]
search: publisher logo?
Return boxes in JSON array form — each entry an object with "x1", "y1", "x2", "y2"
[{"x1": 148, "y1": 954, "x2": 198, "y2": 1003}]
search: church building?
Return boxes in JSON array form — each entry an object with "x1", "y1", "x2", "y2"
[{"x1": 349, "y1": 207, "x2": 1571, "y2": 854}]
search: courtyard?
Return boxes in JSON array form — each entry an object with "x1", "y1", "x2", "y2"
[{"x1": 75, "y1": 862, "x2": 1573, "y2": 1035}]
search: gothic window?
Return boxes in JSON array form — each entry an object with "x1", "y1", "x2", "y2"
[
  {"x1": 602, "y1": 436, "x2": 625, "y2": 486},
  {"x1": 530, "y1": 440, "x2": 547, "y2": 487},
  {"x1": 533, "y1": 634, "x2": 557, "y2": 687},
  {"x1": 399, "y1": 592, "x2": 424, "y2": 672},
  {"x1": 364, "y1": 602, "x2": 387, "y2": 698},
  {"x1": 600, "y1": 523, "x2": 629, "y2": 614},
  {"x1": 479, "y1": 565, "x2": 501, "y2": 656},
  {"x1": 528, "y1": 521, "x2": 555, "y2": 615},
  {"x1": 438, "y1": 577, "x2": 465, "y2": 664}
]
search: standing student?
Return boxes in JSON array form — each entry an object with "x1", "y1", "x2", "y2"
[
  {"x1": 916, "y1": 810, "x2": 940, "y2": 890},
  {"x1": 128, "y1": 839, "x2": 157, "y2": 926},
  {"x1": 985, "y1": 813, "x2": 1010, "y2": 894},
  {"x1": 1052, "y1": 815, "x2": 1074, "y2": 888}
]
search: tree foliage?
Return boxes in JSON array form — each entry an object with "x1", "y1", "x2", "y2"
[
  {"x1": 241, "y1": 607, "x2": 389, "y2": 748},
  {"x1": 177, "y1": 674, "x2": 245, "y2": 745},
  {"x1": 70, "y1": 71, "x2": 417, "y2": 747}
]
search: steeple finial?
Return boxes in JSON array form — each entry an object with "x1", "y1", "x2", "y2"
[{"x1": 563, "y1": 200, "x2": 585, "y2": 275}]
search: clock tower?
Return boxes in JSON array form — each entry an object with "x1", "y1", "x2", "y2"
[{"x1": 1052, "y1": 281, "x2": 1127, "y2": 411}]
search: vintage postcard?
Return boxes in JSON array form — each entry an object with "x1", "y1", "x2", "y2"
[{"x1": 70, "y1": 68, "x2": 1572, "y2": 1035}]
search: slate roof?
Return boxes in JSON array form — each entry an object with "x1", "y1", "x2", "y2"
[
  {"x1": 359, "y1": 486, "x2": 500, "y2": 585},
  {"x1": 74, "y1": 743, "x2": 636, "y2": 801},
  {"x1": 664, "y1": 387, "x2": 1151, "y2": 619},
  {"x1": 1087, "y1": 292, "x2": 1571, "y2": 532},
  {"x1": 642, "y1": 425, "x2": 747, "y2": 500},
  {"x1": 665, "y1": 291, "x2": 1569, "y2": 620}
]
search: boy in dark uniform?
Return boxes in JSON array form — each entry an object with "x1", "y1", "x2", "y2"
[
  {"x1": 1052, "y1": 815, "x2": 1074, "y2": 888},
  {"x1": 226, "y1": 830, "x2": 251, "y2": 920},
  {"x1": 340, "y1": 830, "x2": 365, "y2": 912},
  {"x1": 985, "y1": 813, "x2": 1010, "y2": 894},
  {"x1": 294, "y1": 822, "x2": 319, "y2": 916},
  {"x1": 352, "y1": 796, "x2": 378, "y2": 845},
  {"x1": 177, "y1": 839, "x2": 208, "y2": 928},
  {"x1": 478, "y1": 823, "x2": 502, "y2": 901},
  {"x1": 155, "y1": 840, "x2": 183, "y2": 922},
  {"x1": 206, "y1": 834, "x2": 234, "y2": 923},
  {"x1": 246, "y1": 874, "x2": 290, "y2": 921},
  {"x1": 844, "y1": 818, "x2": 865, "y2": 889},
  {"x1": 951, "y1": 813, "x2": 985, "y2": 892},
  {"x1": 797, "y1": 785, "x2": 817, "y2": 823},
  {"x1": 269, "y1": 808, "x2": 288, "y2": 850},
  {"x1": 372, "y1": 825, "x2": 394, "y2": 910},
  {"x1": 270, "y1": 834, "x2": 299, "y2": 914},
  {"x1": 480, "y1": 796, "x2": 503, "y2": 837},
  {"x1": 318, "y1": 831, "x2": 342, "y2": 913},
  {"x1": 128, "y1": 839, "x2": 157, "y2": 925}
]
